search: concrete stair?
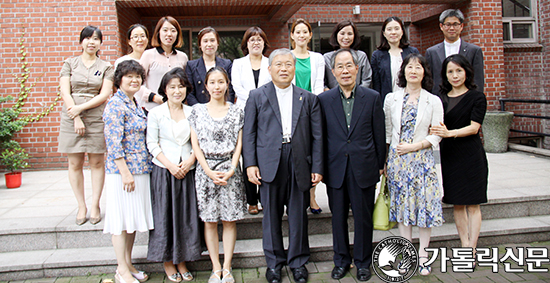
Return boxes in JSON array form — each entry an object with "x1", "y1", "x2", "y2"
[
  {"x1": 1, "y1": 151, "x2": 550, "y2": 280},
  {"x1": 1, "y1": 192, "x2": 550, "y2": 280}
]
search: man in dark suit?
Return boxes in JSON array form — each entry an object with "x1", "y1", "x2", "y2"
[
  {"x1": 425, "y1": 9, "x2": 484, "y2": 95},
  {"x1": 318, "y1": 49, "x2": 386, "y2": 282},
  {"x1": 243, "y1": 48, "x2": 323, "y2": 283}
]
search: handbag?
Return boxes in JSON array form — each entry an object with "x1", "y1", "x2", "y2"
[{"x1": 373, "y1": 174, "x2": 397, "y2": 230}]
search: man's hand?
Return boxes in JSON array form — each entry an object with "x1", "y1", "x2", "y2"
[
  {"x1": 247, "y1": 166, "x2": 262, "y2": 185},
  {"x1": 311, "y1": 173, "x2": 323, "y2": 187}
]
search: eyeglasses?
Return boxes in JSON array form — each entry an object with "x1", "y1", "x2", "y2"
[
  {"x1": 442, "y1": 22, "x2": 462, "y2": 28},
  {"x1": 334, "y1": 63, "x2": 356, "y2": 72},
  {"x1": 131, "y1": 34, "x2": 147, "y2": 41}
]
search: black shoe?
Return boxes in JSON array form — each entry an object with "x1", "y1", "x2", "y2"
[
  {"x1": 265, "y1": 268, "x2": 281, "y2": 283},
  {"x1": 356, "y1": 268, "x2": 372, "y2": 282},
  {"x1": 291, "y1": 266, "x2": 308, "y2": 283},
  {"x1": 331, "y1": 265, "x2": 350, "y2": 279}
]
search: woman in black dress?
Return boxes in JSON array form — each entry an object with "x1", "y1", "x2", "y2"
[{"x1": 430, "y1": 54, "x2": 488, "y2": 259}]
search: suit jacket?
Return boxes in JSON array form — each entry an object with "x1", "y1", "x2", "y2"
[
  {"x1": 291, "y1": 51, "x2": 325, "y2": 95},
  {"x1": 371, "y1": 46, "x2": 419, "y2": 99},
  {"x1": 425, "y1": 40, "x2": 484, "y2": 95},
  {"x1": 186, "y1": 56, "x2": 235, "y2": 105},
  {"x1": 384, "y1": 88, "x2": 443, "y2": 147},
  {"x1": 243, "y1": 82, "x2": 323, "y2": 191},
  {"x1": 319, "y1": 86, "x2": 386, "y2": 189},
  {"x1": 231, "y1": 55, "x2": 271, "y2": 109}
]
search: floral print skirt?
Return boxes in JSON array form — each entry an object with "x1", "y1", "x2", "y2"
[{"x1": 386, "y1": 146, "x2": 444, "y2": 228}]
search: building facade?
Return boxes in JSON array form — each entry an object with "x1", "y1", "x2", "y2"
[{"x1": 1, "y1": 0, "x2": 548, "y2": 169}]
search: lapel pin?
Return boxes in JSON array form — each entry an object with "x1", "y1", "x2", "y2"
[{"x1": 299, "y1": 96, "x2": 302, "y2": 101}]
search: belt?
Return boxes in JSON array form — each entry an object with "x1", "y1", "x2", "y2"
[
  {"x1": 72, "y1": 93, "x2": 95, "y2": 98},
  {"x1": 282, "y1": 136, "x2": 291, "y2": 144}
]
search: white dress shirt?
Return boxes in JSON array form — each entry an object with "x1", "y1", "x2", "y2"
[
  {"x1": 275, "y1": 84, "x2": 293, "y2": 138},
  {"x1": 444, "y1": 38, "x2": 461, "y2": 57}
]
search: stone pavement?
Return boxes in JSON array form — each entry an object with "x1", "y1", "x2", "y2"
[
  {"x1": 5, "y1": 240, "x2": 550, "y2": 283},
  {"x1": 1, "y1": 151, "x2": 550, "y2": 282}
]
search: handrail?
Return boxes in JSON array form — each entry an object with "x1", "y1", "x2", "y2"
[{"x1": 499, "y1": 98, "x2": 550, "y2": 137}]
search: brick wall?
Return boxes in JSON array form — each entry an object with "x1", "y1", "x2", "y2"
[
  {"x1": 1, "y1": 1, "x2": 548, "y2": 171},
  {"x1": 0, "y1": 0, "x2": 119, "y2": 169}
]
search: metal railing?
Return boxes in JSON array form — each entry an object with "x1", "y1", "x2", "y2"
[{"x1": 500, "y1": 98, "x2": 550, "y2": 137}]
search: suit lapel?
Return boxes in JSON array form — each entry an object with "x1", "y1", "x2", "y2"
[
  {"x1": 198, "y1": 57, "x2": 207, "y2": 78},
  {"x1": 349, "y1": 87, "x2": 367, "y2": 136},
  {"x1": 329, "y1": 89, "x2": 348, "y2": 133},
  {"x1": 265, "y1": 83, "x2": 282, "y2": 127},
  {"x1": 459, "y1": 40, "x2": 469, "y2": 57},
  {"x1": 291, "y1": 85, "x2": 303, "y2": 136}
]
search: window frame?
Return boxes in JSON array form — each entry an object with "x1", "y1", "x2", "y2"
[{"x1": 502, "y1": 0, "x2": 538, "y2": 43}]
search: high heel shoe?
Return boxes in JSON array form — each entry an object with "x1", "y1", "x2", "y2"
[
  {"x1": 418, "y1": 257, "x2": 432, "y2": 276},
  {"x1": 130, "y1": 270, "x2": 149, "y2": 282},
  {"x1": 115, "y1": 270, "x2": 139, "y2": 283}
]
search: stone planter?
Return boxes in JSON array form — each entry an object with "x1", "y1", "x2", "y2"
[{"x1": 482, "y1": 111, "x2": 514, "y2": 153}]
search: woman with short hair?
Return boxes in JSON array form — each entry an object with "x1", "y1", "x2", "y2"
[
  {"x1": 231, "y1": 26, "x2": 271, "y2": 214},
  {"x1": 102, "y1": 60, "x2": 154, "y2": 283},
  {"x1": 58, "y1": 25, "x2": 113, "y2": 226},
  {"x1": 186, "y1": 27, "x2": 235, "y2": 105},
  {"x1": 384, "y1": 53, "x2": 444, "y2": 276},
  {"x1": 324, "y1": 20, "x2": 372, "y2": 90}
]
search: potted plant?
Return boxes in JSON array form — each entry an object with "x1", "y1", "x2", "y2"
[
  {"x1": 0, "y1": 25, "x2": 60, "y2": 187},
  {"x1": 0, "y1": 140, "x2": 29, "y2": 188}
]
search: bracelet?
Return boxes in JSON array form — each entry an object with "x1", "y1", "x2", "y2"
[
  {"x1": 454, "y1": 129, "x2": 459, "y2": 138},
  {"x1": 230, "y1": 165, "x2": 237, "y2": 172}
]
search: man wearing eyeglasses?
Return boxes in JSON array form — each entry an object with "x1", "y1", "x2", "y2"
[{"x1": 425, "y1": 9, "x2": 485, "y2": 95}]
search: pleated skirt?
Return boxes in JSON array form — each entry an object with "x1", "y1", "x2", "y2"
[
  {"x1": 103, "y1": 174, "x2": 154, "y2": 235},
  {"x1": 147, "y1": 165, "x2": 203, "y2": 263}
]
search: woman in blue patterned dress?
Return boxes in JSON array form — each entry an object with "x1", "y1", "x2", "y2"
[
  {"x1": 189, "y1": 66, "x2": 246, "y2": 283},
  {"x1": 384, "y1": 53, "x2": 444, "y2": 276},
  {"x1": 103, "y1": 60, "x2": 154, "y2": 283}
]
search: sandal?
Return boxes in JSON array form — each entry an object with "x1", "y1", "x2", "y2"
[
  {"x1": 208, "y1": 270, "x2": 222, "y2": 283},
  {"x1": 221, "y1": 268, "x2": 235, "y2": 283},
  {"x1": 418, "y1": 256, "x2": 432, "y2": 276},
  {"x1": 248, "y1": 205, "x2": 259, "y2": 215},
  {"x1": 130, "y1": 270, "x2": 149, "y2": 282},
  {"x1": 180, "y1": 271, "x2": 193, "y2": 281},
  {"x1": 166, "y1": 273, "x2": 182, "y2": 282}
]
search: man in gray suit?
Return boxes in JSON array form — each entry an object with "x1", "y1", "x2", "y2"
[
  {"x1": 243, "y1": 48, "x2": 323, "y2": 283},
  {"x1": 425, "y1": 9, "x2": 484, "y2": 95}
]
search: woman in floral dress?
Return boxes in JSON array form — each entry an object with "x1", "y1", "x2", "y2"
[
  {"x1": 384, "y1": 53, "x2": 444, "y2": 276},
  {"x1": 189, "y1": 66, "x2": 246, "y2": 283}
]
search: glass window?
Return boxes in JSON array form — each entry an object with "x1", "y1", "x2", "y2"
[{"x1": 502, "y1": 0, "x2": 537, "y2": 43}]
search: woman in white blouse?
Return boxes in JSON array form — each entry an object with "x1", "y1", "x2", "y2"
[
  {"x1": 231, "y1": 26, "x2": 271, "y2": 215},
  {"x1": 231, "y1": 26, "x2": 271, "y2": 110},
  {"x1": 146, "y1": 68, "x2": 201, "y2": 282}
]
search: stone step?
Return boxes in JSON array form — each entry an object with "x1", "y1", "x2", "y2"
[
  {"x1": 2, "y1": 215, "x2": 550, "y2": 281},
  {"x1": 1, "y1": 194, "x2": 549, "y2": 253}
]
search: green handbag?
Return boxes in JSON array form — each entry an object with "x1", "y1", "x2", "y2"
[{"x1": 373, "y1": 174, "x2": 397, "y2": 230}]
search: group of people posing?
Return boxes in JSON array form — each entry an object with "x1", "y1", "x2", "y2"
[{"x1": 57, "y1": 8, "x2": 488, "y2": 283}]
